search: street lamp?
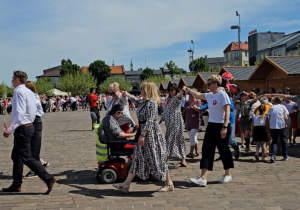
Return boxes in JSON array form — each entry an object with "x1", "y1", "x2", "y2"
[
  {"x1": 230, "y1": 11, "x2": 241, "y2": 66},
  {"x1": 187, "y1": 40, "x2": 194, "y2": 72}
]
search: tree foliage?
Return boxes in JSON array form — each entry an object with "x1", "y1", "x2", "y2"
[
  {"x1": 165, "y1": 60, "x2": 182, "y2": 78},
  {"x1": 99, "y1": 77, "x2": 132, "y2": 93},
  {"x1": 88, "y1": 60, "x2": 111, "y2": 86},
  {"x1": 140, "y1": 67, "x2": 155, "y2": 81},
  {"x1": 34, "y1": 77, "x2": 54, "y2": 95},
  {"x1": 57, "y1": 71, "x2": 97, "y2": 95},
  {"x1": 189, "y1": 57, "x2": 209, "y2": 72},
  {"x1": 60, "y1": 59, "x2": 81, "y2": 77},
  {"x1": 0, "y1": 82, "x2": 13, "y2": 97},
  {"x1": 143, "y1": 75, "x2": 169, "y2": 84}
]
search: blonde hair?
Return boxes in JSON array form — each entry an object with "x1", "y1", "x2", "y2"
[
  {"x1": 25, "y1": 81, "x2": 37, "y2": 93},
  {"x1": 248, "y1": 91, "x2": 256, "y2": 99},
  {"x1": 108, "y1": 82, "x2": 119, "y2": 92},
  {"x1": 207, "y1": 75, "x2": 222, "y2": 86},
  {"x1": 141, "y1": 81, "x2": 160, "y2": 104},
  {"x1": 258, "y1": 104, "x2": 266, "y2": 120}
]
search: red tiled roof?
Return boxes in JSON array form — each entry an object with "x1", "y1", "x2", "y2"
[
  {"x1": 109, "y1": 65, "x2": 125, "y2": 75},
  {"x1": 82, "y1": 66, "x2": 88, "y2": 74},
  {"x1": 223, "y1": 42, "x2": 248, "y2": 53}
]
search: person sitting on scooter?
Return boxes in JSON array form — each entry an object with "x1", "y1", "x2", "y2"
[{"x1": 102, "y1": 104, "x2": 137, "y2": 146}]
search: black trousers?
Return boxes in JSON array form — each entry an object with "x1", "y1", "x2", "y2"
[
  {"x1": 90, "y1": 107, "x2": 100, "y2": 124},
  {"x1": 11, "y1": 125, "x2": 52, "y2": 188},
  {"x1": 31, "y1": 116, "x2": 43, "y2": 161},
  {"x1": 62, "y1": 103, "x2": 67, "y2": 111},
  {"x1": 71, "y1": 102, "x2": 77, "y2": 111},
  {"x1": 200, "y1": 122, "x2": 234, "y2": 171}
]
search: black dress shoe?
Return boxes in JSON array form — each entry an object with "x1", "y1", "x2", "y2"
[
  {"x1": 45, "y1": 177, "x2": 56, "y2": 195},
  {"x1": 2, "y1": 185, "x2": 21, "y2": 192}
]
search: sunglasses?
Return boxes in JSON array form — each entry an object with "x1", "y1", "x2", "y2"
[{"x1": 109, "y1": 91, "x2": 116, "y2": 95}]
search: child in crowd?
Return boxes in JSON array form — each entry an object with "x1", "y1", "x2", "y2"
[{"x1": 251, "y1": 104, "x2": 268, "y2": 161}]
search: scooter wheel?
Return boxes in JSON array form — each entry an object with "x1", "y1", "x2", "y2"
[{"x1": 99, "y1": 168, "x2": 117, "y2": 184}]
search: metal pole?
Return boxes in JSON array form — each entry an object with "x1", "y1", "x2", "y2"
[
  {"x1": 191, "y1": 40, "x2": 194, "y2": 72},
  {"x1": 237, "y1": 12, "x2": 241, "y2": 66}
]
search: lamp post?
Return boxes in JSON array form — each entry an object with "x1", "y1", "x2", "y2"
[
  {"x1": 230, "y1": 11, "x2": 241, "y2": 66},
  {"x1": 187, "y1": 40, "x2": 194, "y2": 72}
]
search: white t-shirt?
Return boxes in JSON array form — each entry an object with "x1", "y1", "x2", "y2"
[
  {"x1": 283, "y1": 101, "x2": 298, "y2": 114},
  {"x1": 253, "y1": 114, "x2": 267, "y2": 126},
  {"x1": 205, "y1": 91, "x2": 231, "y2": 123},
  {"x1": 267, "y1": 104, "x2": 289, "y2": 129}
]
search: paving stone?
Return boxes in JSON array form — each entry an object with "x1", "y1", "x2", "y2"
[{"x1": 0, "y1": 110, "x2": 300, "y2": 209}]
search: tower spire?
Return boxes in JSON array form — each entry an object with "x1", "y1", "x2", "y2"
[{"x1": 130, "y1": 58, "x2": 133, "y2": 71}]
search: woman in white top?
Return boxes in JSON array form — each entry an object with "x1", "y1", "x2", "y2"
[
  {"x1": 251, "y1": 104, "x2": 268, "y2": 161},
  {"x1": 106, "y1": 82, "x2": 135, "y2": 133},
  {"x1": 24, "y1": 81, "x2": 49, "y2": 178},
  {"x1": 182, "y1": 75, "x2": 234, "y2": 187}
]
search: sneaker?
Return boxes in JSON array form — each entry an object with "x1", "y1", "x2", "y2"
[
  {"x1": 293, "y1": 143, "x2": 297, "y2": 146},
  {"x1": 25, "y1": 171, "x2": 37, "y2": 178},
  {"x1": 234, "y1": 150, "x2": 240, "y2": 160},
  {"x1": 241, "y1": 144, "x2": 245, "y2": 149},
  {"x1": 270, "y1": 157, "x2": 276, "y2": 163},
  {"x1": 219, "y1": 175, "x2": 232, "y2": 183},
  {"x1": 288, "y1": 143, "x2": 292, "y2": 147},
  {"x1": 262, "y1": 157, "x2": 268, "y2": 161},
  {"x1": 244, "y1": 148, "x2": 250, "y2": 155},
  {"x1": 42, "y1": 162, "x2": 50, "y2": 168},
  {"x1": 215, "y1": 156, "x2": 222, "y2": 161},
  {"x1": 189, "y1": 177, "x2": 207, "y2": 187},
  {"x1": 282, "y1": 156, "x2": 289, "y2": 161},
  {"x1": 255, "y1": 155, "x2": 259, "y2": 161}
]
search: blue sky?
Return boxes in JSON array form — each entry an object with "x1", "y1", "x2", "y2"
[{"x1": 1, "y1": 0, "x2": 300, "y2": 86}]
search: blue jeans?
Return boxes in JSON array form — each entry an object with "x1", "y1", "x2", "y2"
[
  {"x1": 270, "y1": 128, "x2": 288, "y2": 158},
  {"x1": 229, "y1": 123, "x2": 239, "y2": 151}
]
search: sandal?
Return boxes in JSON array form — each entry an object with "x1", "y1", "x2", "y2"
[
  {"x1": 158, "y1": 183, "x2": 174, "y2": 192},
  {"x1": 175, "y1": 162, "x2": 187, "y2": 167},
  {"x1": 186, "y1": 153, "x2": 194, "y2": 158},
  {"x1": 112, "y1": 183, "x2": 130, "y2": 193}
]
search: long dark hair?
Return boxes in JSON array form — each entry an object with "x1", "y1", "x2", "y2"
[{"x1": 168, "y1": 83, "x2": 179, "y2": 97}]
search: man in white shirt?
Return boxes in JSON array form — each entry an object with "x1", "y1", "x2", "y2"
[
  {"x1": 267, "y1": 97, "x2": 289, "y2": 163},
  {"x1": 70, "y1": 96, "x2": 77, "y2": 111},
  {"x1": 2, "y1": 71, "x2": 56, "y2": 194}
]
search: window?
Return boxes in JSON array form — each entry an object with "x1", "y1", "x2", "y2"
[
  {"x1": 234, "y1": 51, "x2": 239, "y2": 59},
  {"x1": 245, "y1": 51, "x2": 248, "y2": 56},
  {"x1": 274, "y1": 49, "x2": 282, "y2": 56}
]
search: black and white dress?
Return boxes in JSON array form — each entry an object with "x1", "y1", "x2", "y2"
[
  {"x1": 161, "y1": 96, "x2": 186, "y2": 159},
  {"x1": 129, "y1": 97, "x2": 168, "y2": 181}
]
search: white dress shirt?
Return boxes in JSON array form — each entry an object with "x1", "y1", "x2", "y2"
[
  {"x1": 35, "y1": 93, "x2": 44, "y2": 117},
  {"x1": 7, "y1": 84, "x2": 37, "y2": 133}
]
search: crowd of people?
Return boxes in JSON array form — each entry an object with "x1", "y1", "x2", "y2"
[{"x1": 1, "y1": 70, "x2": 299, "y2": 195}]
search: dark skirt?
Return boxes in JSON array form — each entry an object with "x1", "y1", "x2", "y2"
[
  {"x1": 253, "y1": 126, "x2": 268, "y2": 142},
  {"x1": 240, "y1": 117, "x2": 252, "y2": 132}
]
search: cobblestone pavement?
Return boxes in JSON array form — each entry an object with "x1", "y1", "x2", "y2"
[{"x1": 0, "y1": 110, "x2": 300, "y2": 210}]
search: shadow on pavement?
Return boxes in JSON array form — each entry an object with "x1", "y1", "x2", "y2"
[
  {"x1": 67, "y1": 129, "x2": 93, "y2": 132},
  {"x1": 0, "y1": 174, "x2": 13, "y2": 180},
  {"x1": 68, "y1": 184, "x2": 156, "y2": 198}
]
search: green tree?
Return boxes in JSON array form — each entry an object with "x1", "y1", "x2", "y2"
[
  {"x1": 297, "y1": 43, "x2": 300, "y2": 55},
  {"x1": 57, "y1": 71, "x2": 97, "y2": 95},
  {"x1": 165, "y1": 60, "x2": 182, "y2": 78},
  {"x1": 99, "y1": 77, "x2": 132, "y2": 93},
  {"x1": 144, "y1": 75, "x2": 169, "y2": 84},
  {"x1": 34, "y1": 77, "x2": 54, "y2": 95},
  {"x1": 140, "y1": 67, "x2": 155, "y2": 81},
  {"x1": 0, "y1": 82, "x2": 14, "y2": 97},
  {"x1": 189, "y1": 57, "x2": 209, "y2": 72},
  {"x1": 88, "y1": 60, "x2": 111, "y2": 86},
  {"x1": 60, "y1": 59, "x2": 81, "y2": 77}
]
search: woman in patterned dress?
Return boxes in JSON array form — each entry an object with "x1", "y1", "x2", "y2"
[
  {"x1": 160, "y1": 83, "x2": 186, "y2": 167},
  {"x1": 106, "y1": 82, "x2": 135, "y2": 133},
  {"x1": 113, "y1": 81, "x2": 174, "y2": 193}
]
